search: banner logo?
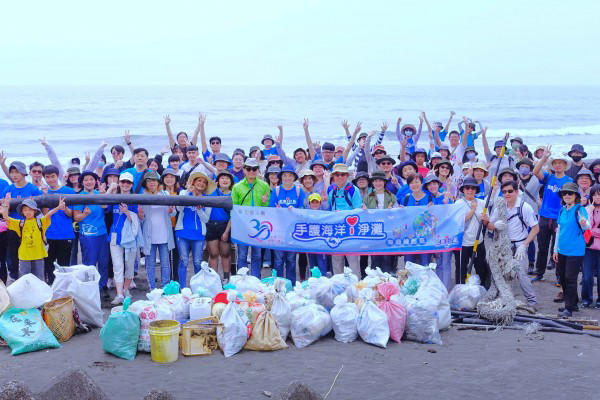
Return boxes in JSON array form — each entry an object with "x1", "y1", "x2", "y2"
[{"x1": 248, "y1": 219, "x2": 272, "y2": 241}]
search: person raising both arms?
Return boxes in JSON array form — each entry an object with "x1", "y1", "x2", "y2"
[{"x1": 164, "y1": 113, "x2": 202, "y2": 153}]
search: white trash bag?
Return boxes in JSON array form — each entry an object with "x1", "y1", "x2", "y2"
[
  {"x1": 7, "y1": 273, "x2": 52, "y2": 309},
  {"x1": 357, "y1": 289, "x2": 389, "y2": 348},
  {"x1": 330, "y1": 293, "x2": 358, "y2": 343},
  {"x1": 270, "y1": 279, "x2": 292, "y2": 340},
  {"x1": 190, "y1": 261, "x2": 222, "y2": 297},
  {"x1": 229, "y1": 267, "x2": 262, "y2": 293},
  {"x1": 129, "y1": 300, "x2": 174, "y2": 352},
  {"x1": 290, "y1": 303, "x2": 332, "y2": 348},
  {"x1": 159, "y1": 294, "x2": 189, "y2": 321},
  {"x1": 189, "y1": 297, "x2": 213, "y2": 321},
  {"x1": 216, "y1": 292, "x2": 249, "y2": 357},
  {"x1": 405, "y1": 262, "x2": 451, "y2": 330},
  {"x1": 330, "y1": 267, "x2": 359, "y2": 292},
  {"x1": 52, "y1": 264, "x2": 103, "y2": 327},
  {"x1": 403, "y1": 296, "x2": 443, "y2": 345},
  {"x1": 448, "y1": 274, "x2": 486, "y2": 310}
]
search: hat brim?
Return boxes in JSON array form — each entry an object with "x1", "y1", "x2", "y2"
[
  {"x1": 559, "y1": 189, "x2": 580, "y2": 198},
  {"x1": 17, "y1": 203, "x2": 41, "y2": 217},
  {"x1": 568, "y1": 150, "x2": 587, "y2": 158},
  {"x1": 278, "y1": 170, "x2": 299, "y2": 181},
  {"x1": 459, "y1": 185, "x2": 480, "y2": 194},
  {"x1": 187, "y1": 172, "x2": 216, "y2": 193}
]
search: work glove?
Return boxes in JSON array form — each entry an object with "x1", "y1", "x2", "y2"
[
  {"x1": 515, "y1": 244, "x2": 527, "y2": 260},
  {"x1": 493, "y1": 220, "x2": 507, "y2": 231}
]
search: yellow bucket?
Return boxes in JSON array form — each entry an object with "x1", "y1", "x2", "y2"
[{"x1": 149, "y1": 320, "x2": 181, "y2": 363}]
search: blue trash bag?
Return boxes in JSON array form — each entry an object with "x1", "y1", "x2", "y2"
[
  {"x1": 0, "y1": 307, "x2": 61, "y2": 356},
  {"x1": 100, "y1": 297, "x2": 140, "y2": 360},
  {"x1": 261, "y1": 270, "x2": 293, "y2": 293},
  {"x1": 163, "y1": 281, "x2": 181, "y2": 295}
]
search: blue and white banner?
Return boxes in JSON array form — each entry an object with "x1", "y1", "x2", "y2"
[{"x1": 231, "y1": 204, "x2": 466, "y2": 255}]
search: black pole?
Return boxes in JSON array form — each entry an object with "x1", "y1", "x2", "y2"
[{"x1": 8, "y1": 193, "x2": 233, "y2": 211}]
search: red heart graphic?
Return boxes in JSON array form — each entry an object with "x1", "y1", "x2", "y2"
[{"x1": 345, "y1": 216, "x2": 359, "y2": 226}]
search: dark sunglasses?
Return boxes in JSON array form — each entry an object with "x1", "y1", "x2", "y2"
[
  {"x1": 31, "y1": 170, "x2": 43, "y2": 174},
  {"x1": 562, "y1": 192, "x2": 575, "y2": 196},
  {"x1": 244, "y1": 166, "x2": 259, "y2": 172},
  {"x1": 210, "y1": 141, "x2": 220, "y2": 145},
  {"x1": 502, "y1": 189, "x2": 515, "y2": 194},
  {"x1": 374, "y1": 151, "x2": 385, "y2": 155},
  {"x1": 439, "y1": 165, "x2": 449, "y2": 169}
]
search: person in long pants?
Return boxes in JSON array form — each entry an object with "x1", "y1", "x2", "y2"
[{"x1": 581, "y1": 185, "x2": 600, "y2": 307}]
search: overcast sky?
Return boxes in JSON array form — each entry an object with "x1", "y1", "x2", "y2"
[{"x1": 1, "y1": 0, "x2": 598, "y2": 85}]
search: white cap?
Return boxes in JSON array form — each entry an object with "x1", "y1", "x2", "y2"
[{"x1": 119, "y1": 171, "x2": 134, "y2": 183}]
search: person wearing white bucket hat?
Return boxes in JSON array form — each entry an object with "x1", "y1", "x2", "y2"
[{"x1": 531, "y1": 146, "x2": 574, "y2": 281}]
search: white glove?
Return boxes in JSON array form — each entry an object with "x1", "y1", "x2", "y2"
[
  {"x1": 515, "y1": 244, "x2": 527, "y2": 260},
  {"x1": 493, "y1": 220, "x2": 507, "y2": 231}
]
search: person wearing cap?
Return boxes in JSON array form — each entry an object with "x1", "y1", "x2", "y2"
[
  {"x1": 0, "y1": 160, "x2": 42, "y2": 282},
  {"x1": 0, "y1": 194, "x2": 65, "y2": 281},
  {"x1": 582, "y1": 184, "x2": 600, "y2": 308},
  {"x1": 105, "y1": 171, "x2": 140, "y2": 304},
  {"x1": 531, "y1": 147, "x2": 573, "y2": 281},
  {"x1": 575, "y1": 168, "x2": 594, "y2": 206},
  {"x1": 73, "y1": 171, "x2": 110, "y2": 294},
  {"x1": 422, "y1": 174, "x2": 453, "y2": 288},
  {"x1": 484, "y1": 181, "x2": 539, "y2": 307},
  {"x1": 275, "y1": 124, "x2": 314, "y2": 174},
  {"x1": 268, "y1": 165, "x2": 305, "y2": 283},
  {"x1": 138, "y1": 171, "x2": 175, "y2": 292},
  {"x1": 41, "y1": 165, "x2": 76, "y2": 284},
  {"x1": 566, "y1": 144, "x2": 588, "y2": 180},
  {"x1": 175, "y1": 171, "x2": 214, "y2": 287},
  {"x1": 552, "y1": 182, "x2": 590, "y2": 317},
  {"x1": 480, "y1": 128, "x2": 514, "y2": 180},
  {"x1": 232, "y1": 158, "x2": 271, "y2": 277},
  {"x1": 206, "y1": 169, "x2": 234, "y2": 282},
  {"x1": 471, "y1": 161, "x2": 491, "y2": 201},
  {"x1": 261, "y1": 133, "x2": 278, "y2": 158},
  {"x1": 65, "y1": 166, "x2": 83, "y2": 193},
  {"x1": 456, "y1": 176, "x2": 490, "y2": 287},
  {"x1": 326, "y1": 163, "x2": 362, "y2": 276},
  {"x1": 375, "y1": 155, "x2": 400, "y2": 195}
]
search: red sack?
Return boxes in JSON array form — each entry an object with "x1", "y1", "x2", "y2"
[{"x1": 377, "y1": 282, "x2": 407, "y2": 343}]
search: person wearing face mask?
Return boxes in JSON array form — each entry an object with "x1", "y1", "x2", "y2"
[
  {"x1": 516, "y1": 158, "x2": 542, "y2": 274},
  {"x1": 565, "y1": 144, "x2": 588, "y2": 180},
  {"x1": 509, "y1": 137, "x2": 523, "y2": 157},
  {"x1": 462, "y1": 147, "x2": 479, "y2": 165}
]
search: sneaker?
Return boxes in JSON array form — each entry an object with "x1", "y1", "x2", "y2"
[
  {"x1": 129, "y1": 280, "x2": 137, "y2": 289},
  {"x1": 106, "y1": 278, "x2": 114, "y2": 289},
  {"x1": 594, "y1": 303, "x2": 600, "y2": 309},
  {"x1": 111, "y1": 295, "x2": 124, "y2": 305},
  {"x1": 262, "y1": 263, "x2": 270, "y2": 269},
  {"x1": 582, "y1": 302, "x2": 592, "y2": 308},
  {"x1": 547, "y1": 263, "x2": 555, "y2": 270},
  {"x1": 531, "y1": 276, "x2": 544, "y2": 282},
  {"x1": 558, "y1": 309, "x2": 572, "y2": 318},
  {"x1": 554, "y1": 281, "x2": 561, "y2": 288}
]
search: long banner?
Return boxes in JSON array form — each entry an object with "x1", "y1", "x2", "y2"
[{"x1": 231, "y1": 204, "x2": 466, "y2": 255}]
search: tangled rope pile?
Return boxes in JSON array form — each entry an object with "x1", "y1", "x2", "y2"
[{"x1": 477, "y1": 198, "x2": 521, "y2": 325}]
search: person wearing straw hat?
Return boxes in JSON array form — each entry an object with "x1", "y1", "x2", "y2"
[
  {"x1": 0, "y1": 194, "x2": 65, "y2": 281},
  {"x1": 139, "y1": 170, "x2": 175, "y2": 291},
  {"x1": 327, "y1": 163, "x2": 362, "y2": 276},
  {"x1": 174, "y1": 170, "x2": 214, "y2": 287},
  {"x1": 531, "y1": 146, "x2": 573, "y2": 282},
  {"x1": 471, "y1": 161, "x2": 491, "y2": 201},
  {"x1": 456, "y1": 177, "x2": 490, "y2": 287},
  {"x1": 232, "y1": 158, "x2": 271, "y2": 277},
  {"x1": 206, "y1": 169, "x2": 235, "y2": 282},
  {"x1": 552, "y1": 182, "x2": 590, "y2": 317}
]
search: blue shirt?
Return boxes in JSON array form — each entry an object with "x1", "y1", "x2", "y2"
[
  {"x1": 0, "y1": 179, "x2": 8, "y2": 198},
  {"x1": 109, "y1": 203, "x2": 138, "y2": 244},
  {"x1": 431, "y1": 194, "x2": 453, "y2": 205},
  {"x1": 557, "y1": 205, "x2": 588, "y2": 256},
  {"x1": 262, "y1": 147, "x2": 279, "y2": 158},
  {"x1": 269, "y1": 185, "x2": 306, "y2": 209},
  {"x1": 539, "y1": 172, "x2": 573, "y2": 219},
  {"x1": 202, "y1": 149, "x2": 213, "y2": 163},
  {"x1": 475, "y1": 182, "x2": 487, "y2": 200},
  {"x1": 395, "y1": 184, "x2": 411, "y2": 205},
  {"x1": 176, "y1": 192, "x2": 206, "y2": 241},
  {"x1": 73, "y1": 190, "x2": 107, "y2": 237},
  {"x1": 327, "y1": 184, "x2": 362, "y2": 210},
  {"x1": 208, "y1": 189, "x2": 231, "y2": 221},
  {"x1": 46, "y1": 186, "x2": 76, "y2": 240},
  {"x1": 402, "y1": 192, "x2": 432, "y2": 206},
  {"x1": 2, "y1": 183, "x2": 42, "y2": 219},
  {"x1": 122, "y1": 167, "x2": 149, "y2": 194}
]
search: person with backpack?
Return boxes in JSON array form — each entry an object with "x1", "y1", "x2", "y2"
[
  {"x1": 179, "y1": 145, "x2": 212, "y2": 189},
  {"x1": 552, "y1": 182, "x2": 590, "y2": 317},
  {"x1": 268, "y1": 165, "x2": 306, "y2": 283},
  {"x1": 231, "y1": 158, "x2": 270, "y2": 278},
  {"x1": 327, "y1": 163, "x2": 362, "y2": 276},
  {"x1": 471, "y1": 161, "x2": 491, "y2": 201},
  {"x1": 582, "y1": 184, "x2": 600, "y2": 308},
  {"x1": 0, "y1": 195, "x2": 65, "y2": 281},
  {"x1": 485, "y1": 181, "x2": 539, "y2": 307},
  {"x1": 206, "y1": 170, "x2": 234, "y2": 283},
  {"x1": 481, "y1": 128, "x2": 513, "y2": 178},
  {"x1": 531, "y1": 148, "x2": 573, "y2": 282},
  {"x1": 41, "y1": 165, "x2": 76, "y2": 284},
  {"x1": 516, "y1": 158, "x2": 542, "y2": 274}
]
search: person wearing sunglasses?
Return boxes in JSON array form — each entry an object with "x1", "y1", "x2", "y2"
[
  {"x1": 231, "y1": 158, "x2": 271, "y2": 278},
  {"x1": 552, "y1": 182, "x2": 590, "y2": 317},
  {"x1": 485, "y1": 181, "x2": 538, "y2": 307},
  {"x1": 374, "y1": 155, "x2": 400, "y2": 195},
  {"x1": 28, "y1": 161, "x2": 45, "y2": 189},
  {"x1": 456, "y1": 177, "x2": 490, "y2": 287}
]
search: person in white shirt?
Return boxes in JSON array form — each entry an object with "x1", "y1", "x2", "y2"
[{"x1": 484, "y1": 180, "x2": 539, "y2": 306}]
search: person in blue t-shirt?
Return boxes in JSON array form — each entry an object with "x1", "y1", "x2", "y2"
[
  {"x1": 1, "y1": 161, "x2": 42, "y2": 282},
  {"x1": 206, "y1": 170, "x2": 234, "y2": 282},
  {"x1": 72, "y1": 171, "x2": 110, "y2": 296},
  {"x1": 41, "y1": 165, "x2": 76, "y2": 284},
  {"x1": 122, "y1": 148, "x2": 150, "y2": 194},
  {"x1": 400, "y1": 173, "x2": 433, "y2": 266},
  {"x1": 261, "y1": 134, "x2": 279, "y2": 158},
  {"x1": 552, "y1": 183, "x2": 590, "y2": 317},
  {"x1": 269, "y1": 165, "x2": 305, "y2": 284},
  {"x1": 531, "y1": 148, "x2": 573, "y2": 281}
]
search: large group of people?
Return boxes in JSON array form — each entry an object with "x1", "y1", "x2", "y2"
[{"x1": 0, "y1": 111, "x2": 599, "y2": 318}]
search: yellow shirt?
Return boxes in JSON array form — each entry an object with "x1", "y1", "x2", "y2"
[{"x1": 8, "y1": 217, "x2": 51, "y2": 261}]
